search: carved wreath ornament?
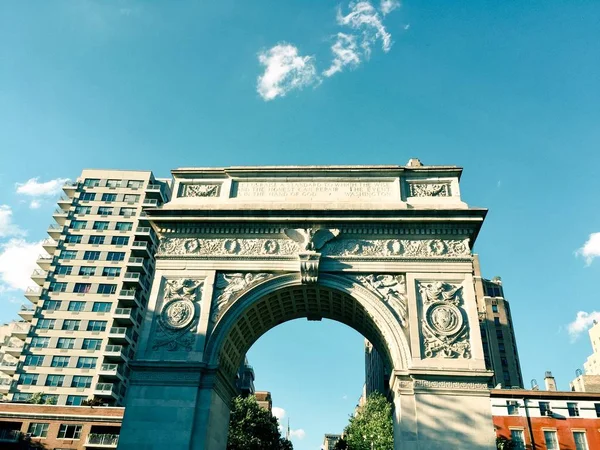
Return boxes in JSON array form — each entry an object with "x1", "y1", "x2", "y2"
[
  {"x1": 153, "y1": 279, "x2": 203, "y2": 352},
  {"x1": 419, "y1": 281, "x2": 471, "y2": 359}
]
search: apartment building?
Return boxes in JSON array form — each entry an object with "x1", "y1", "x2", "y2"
[
  {"x1": 474, "y1": 255, "x2": 524, "y2": 388},
  {"x1": 0, "y1": 321, "x2": 31, "y2": 400},
  {"x1": 2, "y1": 170, "x2": 171, "y2": 406}
]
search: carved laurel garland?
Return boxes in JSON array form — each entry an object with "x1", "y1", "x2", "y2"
[
  {"x1": 179, "y1": 183, "x2": 221, "y2": 198},
  {"x1": 418, "y1": 281, "x2": 471, "y2": 359},
  {"x1": 353, "y1": 274, "x2": 408, "y2": 328},
  {"x1": 152, "y1": 279, "x2": 203, "y2": 352},
  {"x1": 210, "y1": 273, "x2": 273, "y2": 326},
  {"x1": 409, "y1": 183, "x2": 451, "y2": 197},
  {"x1": 157, "y1": 237, "x2": 470, "y2": 258}
]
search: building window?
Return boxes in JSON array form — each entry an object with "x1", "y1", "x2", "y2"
[
  {"x1": 62, "y1": 319, "x2": 80, "y2": 331},
  {"x1": 12, "y1": 393, "x2": 33, "y2": 402},
  {"x1": 51, "y1": 356, "x2": 70, "y2": 368},
  {"x1": 496, "y1": 330, "x2": 503, "y2": 339},
  {"x1": 43, "y1": 300, "x2": 62, "y2": 311},
  {"x1": 93, "y1": 221, "x2": 109, "y2": 230},
  {"x1": 45, "y1": 374, "x2": 65, "y2": 387},
  {"x1": 120, "y1": 207, "x2": 136, "y2": 216},
  {"x1": 573, "y1": 431, "x2": 589, "y2": 450},
  {"x1": 66, "y1": 395, "x2": 85, "y2": 406},
  {"x1": 123, "y1": 194, "x2": 140, "y2": 203},
  {"x1": 37, "y1": 319, "x2": 56, "y2": 329},
  {"x1": 30, "y1": 337, "x2": 50, "y2": 348},
  {"x1": 79, "y1": 267, "x2": 96, "y2": 276},
  {"x1": 115, "y1": 222, "x2": 132, "y2": 231},
  {"x1": 28, "y1": 422, "x2": 49, "y2": 438},
  {"x1": 501, "y1": 357, "x2": 509, "y2": 367},
  {"x1": 507, "y1": 401, "x2": 520, "y2": 415},
  {"x1": 24, "y1": 355, "x2": 44, "y2": 366},
  {"x1": 107, "y1": 251, "x2": 125, "y2": 261},
  {"x1": 83, "y1": 251, "x2": 100, "y2": 261},
  {"x1": 492, "y1": 304, "x2": 498, "y2": 313},
  {"x1": 510, "y1": 429, "x2": 525, "y2": 450},
  {"x1": 61, "y1": 250, "x2": 78, "y2": 260},
  {"x1": 57, "y1": 337, "x2": 75, "y2": 349},
  {"x1": 74, "y1": 206, "x2": 91, "y2": 215},
  {"x1": 97, "y1": 284, "x2": 117, "y2": 295},
  {"x1": 539, "y1": 401, "x2": 552, "y2": 416},
  {"x1": 65, "y1": 235, "x2": 82, "y2": 244},
  {"x1": 71, "y1": 376, "x2": 92, "y2": 388},
  {"x1": 494, "y1": 317, "x2": 501, "y2": 326},
  {"x1": 74, "y1": 283, "x2": 92, "y2": 293},
  {"x1": 92, "y1": 302, "x2": 112, "y2": 312},
  {"x1": 82, "y1": 338, "x2": 102, "y2": 350},
  {"x1": 76, "y1": 357, "x2": 97, "y2": 369},
  {"x1": 89, "y1": 235, "x2": 105, "y2": 245},
  {"x1": 58, "y1": 424, "x2": 83, "y2": 440},
  {"x1": 595, "y1": 403, "x2": 600, "y2": 417},
  {"x1": 80, "y1": 192, "x2": 96, "y2": 201},
  {"x1": 567, "y1": 402, "x2": 580, "y2": 417},
  {"x1": 87, "y1": 320, "x2": 107, "y2": 332},
  {"x1": 102, "y1": 267, "x2": 121, "y2": 277},
  {"x1": 83, "y1": 178, "x2": 100, "y2": 187},
  {"x1": 68, "y1": 301, "x2": 85, "y2": 312},
  {"x1": 49, "y1": 282, "x2": 68, "y2": 292},
  {"x1": 71, "y1": 220, "x2": 87, "y2": 230},
  {"x1": 55, "y1": 265, "x2": 72, "y2": 276},
  {"x1": 97, "y1": 206, "x2": 113, "y2": 216},
  {"x1": 106, "y1": 179, "x2": 121, "y2": 188},
  {"x1": 111, "y1": 236, "x2": 129, "y2": 246},
  {"x1": 498, "y1": 343, "x2": 506, "y2": 352},
  {"x1": 543, "y1": 430, "x2": 558, "y2": 449},
  {"x1": 127, "y1": 180, "x2": 143, "y2": 189},
  {"x1": 18, "y1": 373, "x2": 39, "y2": 386},
  {"x1": 101, "y1": 193, "x2": 117, "y2": 202}
]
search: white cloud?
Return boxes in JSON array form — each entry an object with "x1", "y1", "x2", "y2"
[
  {"x1": 257, "y1": 44, "x2": 318, "y2": 101},
  {"x1": 29, "y1": 200, "x2": 42, "y2": 209},
  {"x1": 576, "y1": 232, "x2": 600, "y2": 266},
  {"x1": 323, "y1": 33, "x2": 361, "y2": 77},
  {"x1": 380, "y1": 0, "x2": 400, "y2": 15},
  {"x1": 15, "y1": 177, "x2": 69, "y2": 197},
  {"x1": 567, "y1": 311, "x2": 600, "y2": 341},
  {"x1": 289, "y1": 429, "x2": 306, "y2": 440},
  {"x1": 0, "y1": 205, "x2": 25, "y2": 238},
  {"x1": 272, "y1": 406, "x2": 286, "y2": 421},
  {"x1": 0, "y1": 239, "x2": 44, "y2": 292},
  {"x1": 337, "y1": 1, "x2": 393, "y2": 56}
]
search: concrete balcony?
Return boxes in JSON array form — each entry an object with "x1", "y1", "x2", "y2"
[
  {"x1": 24, "y1": 286, "x2": 43, "y2": 302},
  {"x1": 108, "y1": 327, "x2": 132, "y2": 344},
  {"x1": 52, "y1": 208, "x2": 69, "y2": 225},
  {"x1": 1, "y1": 344, "x2": 24, "y2": 357},
  {"x1": 131, "y1": 240, "x2": 151, "y2": 257},
  {"x1": 42, "y1": 238, "x2": 58, "y2": 253},
  {"x1": 31, "y1": 269, "x2": 47, "y2": 286},
  {"x1": 94, "y1": 382, "x2": 118, "y2": 400},
  {"x1": 18, "y1": 306, "x2": 35, "y2": 321},
  {"x1": 85, "y1": 433, "x2": 119, "y2": 448},
  {"x1": 57, "y1": 195, "x2": 72, "y2": 207},
  {"x1": 0, "y1": 429, "x2": 21, "y2": 443},
  {"x1": 0, "y1": 361, "x2": 17, "y2": 375},
  {"x1": 103, "y1": 345, "x2": 129, "y2": 362},
  {"x1": 145, "y1": 184, "x2": 166, "y2": 201},
  {"x1": 113, "y1": 308, "x2": 135, "y2": 325},
  {"x1": 126, "y1": 257, "x2": 150, "y2": 274},
  {"x1": 142, "y1": 198, "x2": 159, "y2": 207},
  {"x1": 98, "y1": 363, "x2": 123, "y2": 380},
  {"x1": 47, "y1": 224, "x2": 64, "y2": 239},
  {"x1": 62, "y1": 181, "x2": 78, "y2": 196},
  {"x1": 123, "y1": 272, "x2": 141, "y2": 283},
  {"x1": 0, "y1": 379, "x2": 11, "y2": 393},
  {"x1": 11, "y1": 323, "x2": 30, "y2": 339},
  {"x1": 36, "y1": 255, "x2": 53, "y2": 270}
]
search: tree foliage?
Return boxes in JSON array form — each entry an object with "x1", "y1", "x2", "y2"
[
  {"x1": 342, "y1": 392, "x2": 394, "y2": 450},
  {"x1": 496, "y1": 436, "x2": 516, "y2": 450},
  {"x1": 227, "y1": 395, "x2": 293, "y2": 450}
]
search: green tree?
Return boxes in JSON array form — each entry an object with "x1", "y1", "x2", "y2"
[
  {"x1": 342, "y1": 392, "x2": 393, "y2": 450},
  {"x1": 333, "y1": 438, "x2": 349, "y2": 449},
  {"x1": 496, "y1": 436, "x2": 516, "y2": 450},
  {"x1": 227, "y1": 395, "x2": 293, "y2": 450}
]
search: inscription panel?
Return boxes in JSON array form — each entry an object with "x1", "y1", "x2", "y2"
[{"x1": 232, "y1": 181, "x2": 397, "y2": 200}]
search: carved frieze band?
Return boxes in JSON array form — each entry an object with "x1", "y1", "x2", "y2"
[
  {"x1": 178, "y1": 183, "x2": 221, "y2": 198},
  {"x1": 418, "y1": 281, "x2": 471, "y2": 359},
  {"x1": 399, "y1": 379, "x2": 487, "y2": 390},
  {"x1": 152, "y1": 279, "x2": 203, "y2": 352},
  {"x1": 210, "y1": 273, "x2": 273, "y2": 326},
  {"x1": 157, "y1": 237, "x2": 470, "y2": 259},
  {"x1": 408, "y1": 182, "x2": 451, "y2": 197}
]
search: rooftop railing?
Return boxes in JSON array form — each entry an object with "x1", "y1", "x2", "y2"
[{"x1": 86, "y1": 433, "x2": 119, "y2": 447}]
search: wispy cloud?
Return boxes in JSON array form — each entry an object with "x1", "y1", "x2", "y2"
[
  {"x1": 289, "y1": 428, "x2": 306, "y2": 440},
  {"x1": 337, "y1": 1, "x2": 392, "y2": 55},
  {"x1": 323, "y1": 33, "x2": 361, "y2": 77},
  {"x1": 576, "y1": 232, "x2": 600, "y2": 266},
  {"x1": 0, "y1": 205, "x2": 25, "y2": 238},
  {"x1": 272, "y1": 406, "x2": 286, "y2": 421},
  {"x1": 257, "y1": 44, "x2": 318, "y2": 101},
  {"x1": 0, "y1": 239, "x2": 44, "y2": 292},
  {"x1": 15, "y1": 177, "x2": 69, "y2": 197},
  {"x1": 29, "y1": 200, "x2": 42, "y2": 210},
  {"x1": 380, "y1": 0, "x2": 400, "y2": 15},
  {"x1": 567, "y1": 311, "x2": 600, "y2": 341},
  {"x1": 271, "y1": 406, "x2": 305, "y2": 440}
]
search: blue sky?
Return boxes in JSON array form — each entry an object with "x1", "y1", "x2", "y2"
[{"x1": 1, "y1": 0, "x2": 600, "y2": 448}]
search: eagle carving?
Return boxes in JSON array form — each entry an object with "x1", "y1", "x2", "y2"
[{"x1": 283, "y1": 228, "x2": 340, "y2": 251}]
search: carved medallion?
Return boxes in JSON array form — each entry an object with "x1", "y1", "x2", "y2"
[{"x1": 160, "y1": 298, "x2": 195, "y2": 330}]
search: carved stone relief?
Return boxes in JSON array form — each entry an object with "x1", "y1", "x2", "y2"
[
  {"x1": 408, "y1": 183, "x2": 451, "y2": 197},
  {"x1": 354, "y1": 274, "x2": 408, "y2": 328},
  {"x1": 179, "y1": 183, "x2": 221, "y2": 198},
  {"x1": 210, "y1": 273, "x2": 273, "y2": 326},
  {"x1": 152, "y1": 279, "x2": 203, "y2": 352},
  {"x1": 418, "y1": 281, "x2": 471, "y2": 359}
]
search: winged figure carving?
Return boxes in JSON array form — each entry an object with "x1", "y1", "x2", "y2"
[{"x1": 283, "y1": 228, "x2": 340, "y2": 251}]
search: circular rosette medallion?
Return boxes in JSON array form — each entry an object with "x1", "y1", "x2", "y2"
[
  {"x1": 160, "y1": 299, "x2": 195, "y2": 330},
  {"x1": 426, "y1": 302, "x2": 463, "y2": 336}
]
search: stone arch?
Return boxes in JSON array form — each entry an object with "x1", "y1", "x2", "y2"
[{"x1": 205, "y1": 272, "x2": 411, "y2": 387}]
